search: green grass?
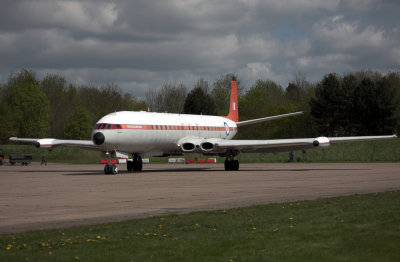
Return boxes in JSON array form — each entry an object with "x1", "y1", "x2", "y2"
[
  {"x1": 237, "y1": 138, "x2": 400, "y2": 163},
  {"x1": 1, "y1": 138, "x2": 399, "y2": 164},
  {"x1": 1, "y1": 191, "x2": 400, "y2": 261}
]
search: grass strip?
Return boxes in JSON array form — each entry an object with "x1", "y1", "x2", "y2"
[
  {"x1": 1, "y1": 191, "x2": 400, "y2": 261},
  {"x1": 1, "y1": 138, "x2": 400, "y2": 164}
]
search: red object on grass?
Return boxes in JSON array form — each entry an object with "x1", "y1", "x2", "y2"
[{"x1": 101, "y1": 159, "x2": 117, "y2": 164}]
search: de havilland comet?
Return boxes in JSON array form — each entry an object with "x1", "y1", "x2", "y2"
[{"x1": 10, "y1": 77, "x2": 397, "y2": 174}]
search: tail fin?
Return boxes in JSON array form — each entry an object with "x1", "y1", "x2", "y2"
[{"x1": 225, "y1": 77, "x2": 239, "y2": 122}]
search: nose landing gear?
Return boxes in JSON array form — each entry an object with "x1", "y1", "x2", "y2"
[
  {"x1": 103, "y1": 151, "x2": 118, "y2": 175},
  {"x1": 104, "y1": 164, "x2": 118, "y2": 175}
]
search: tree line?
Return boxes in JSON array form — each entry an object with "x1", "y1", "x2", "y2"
[{"x1": 0, "y1": 69, "x2": 398, "y2": 143}]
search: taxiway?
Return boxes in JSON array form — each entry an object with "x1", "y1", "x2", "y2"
[{"x1": 1, "y1": 162, "x2": 399, "y2": 233}]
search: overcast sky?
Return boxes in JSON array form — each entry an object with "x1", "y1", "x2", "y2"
[{"x1": 1, "y1": 0, "x2": 399, "y2": 97}]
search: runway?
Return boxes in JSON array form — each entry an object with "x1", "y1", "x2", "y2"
[{"x1": 1, "y1": 162, "x2": 399, "y2": 233}]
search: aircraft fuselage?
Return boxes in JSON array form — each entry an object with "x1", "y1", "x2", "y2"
[{"x1": 92, "y1": 111, "x2": 238, "y2": 156}]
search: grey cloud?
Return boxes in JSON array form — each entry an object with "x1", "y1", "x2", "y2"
[{"x1": 0, "y1": 0, "x2": 399, "y2": 96}]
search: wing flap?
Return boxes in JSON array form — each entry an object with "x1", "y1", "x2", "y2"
[{"x1": 215, "y1": 138, "x2": 316, "y2": 153}]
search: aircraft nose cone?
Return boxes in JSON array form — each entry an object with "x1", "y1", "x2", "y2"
[{"x1": 93, "y1": 132, "x2": 105, "y2": 145}]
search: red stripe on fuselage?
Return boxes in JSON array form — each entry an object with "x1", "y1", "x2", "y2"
[{"x1": 96, "y1": 124, "x2": 235, "y2": 131}]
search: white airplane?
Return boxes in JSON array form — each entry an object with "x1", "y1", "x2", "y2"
[{"x1": 10, "y1": 77, "x2": 397, "y2": 174}]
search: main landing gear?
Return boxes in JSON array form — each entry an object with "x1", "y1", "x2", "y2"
[
  {"x1": 127, "y1": 153, "x2": 143, "y2": 172},
  {"x1": 224, "y1": 154, "x2": 239, "y2": 171}
]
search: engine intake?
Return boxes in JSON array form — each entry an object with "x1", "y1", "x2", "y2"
[
  {"x1": 182, "y1": 143, "x2": 195, "y2": 151},
  {"x1": 201, "y1": 142, "x2": 214, "y2": 151},
  {"x1": 93, "y1": 132, "x2": 105, "y2": 145}
]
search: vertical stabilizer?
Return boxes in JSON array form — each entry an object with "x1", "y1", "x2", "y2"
[{"x1": 225, "y1": 77, "x2": 239, "y2": 122}]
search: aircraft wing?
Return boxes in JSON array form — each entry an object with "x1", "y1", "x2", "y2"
[
  {"x1": 211, "y1": 135, "x2": 397, "y2": 154},
  {"x1": 9, "y1": 137, "x2": 99, "y2": 150}
]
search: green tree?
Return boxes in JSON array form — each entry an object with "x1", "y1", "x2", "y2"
[
  {"x1": 386, "y1": 71, "x2": 400, "y2": 134},
  {"x1": 64, "y1": 107, "x2": 92, "y2": 139},
  {"x1": 7, "y1": 69, "x2": 50, "y2": 138},
  {"x1": 353, "y1": 77, "x2": 397, "y2": 135},
  {"x1": 238, "y1": 80, "x2": 300, "y2": 139},
  {"x1": 40, "y1": 74, "x2": 76, "y2": 138},
  {"x1": 146, "y1": 83, "x2": 187, "y2": 113},
  {"x1": 0, "y1": 101, "x2": 18, "y2": 143},
  {"x1": 183, "y1": 87, "x2": 216, "y2": 115},
  {"x1": 211, "y1": 73, "x2": 244, "y2": 116},
  {"x1": 309, "y1": 73, "x2": 344, "y2": 136}
]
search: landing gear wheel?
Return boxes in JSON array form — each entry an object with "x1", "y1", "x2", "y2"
[
  {"x1": 224, "y1": 159, "x2": 230, "y2": 171},
  {"x1": 127, "y1": 161, "x2": 133, "y2": 171},
  {"x1": 111, "y1": 165, "x2": 118, "y2": 175},
  {"x1": 224, "y1": 157, "x2": 240, "y2": 171},
  {"x1": 104, "y1": 164, "x2": 118, "y2": 175},
  {"x1": 127, "y1": 154, "x2": 143, "y2": 172},
  {"x1": 233, "y1": 160, "x2": 239, "y2": 171}
]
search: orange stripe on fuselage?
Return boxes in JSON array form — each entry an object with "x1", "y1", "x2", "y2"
[{"x1": 98, "y1": 124, "x2": 234, "y2": 131}]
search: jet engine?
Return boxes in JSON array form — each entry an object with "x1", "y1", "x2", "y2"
[
  {"x1": 313, "y1": 137, "x2": 330, "y2": 148},
  {"x1": 200, "y1": 142, "x2": 214, "y2": 151},
  {"x1": 34, "y1": 139, "x2": 55, "y2": 150},
  {"x1": 182, "y1": 142, "x2": 196, "y2": 151}
]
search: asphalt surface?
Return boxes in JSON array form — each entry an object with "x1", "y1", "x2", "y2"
[{"x1": 1, "y1": 162, "x2": 399, "y2": 233}]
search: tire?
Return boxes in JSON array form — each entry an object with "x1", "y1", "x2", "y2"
[
  {"x1": 127, "y1": 161, "x2": 133, "y2": 172},
  {"x1": 233, "y1": 160, "x2": 239, "y2": 171},
  {"x1": 224, "y1": 160, "x2": 231, "y2": 171},
  {"x1": 104, "y1": 165, "x2": 111, "y2": 174},
  {"x1": 111, "y1": 165, "x2": 117, "y2": 175}
]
